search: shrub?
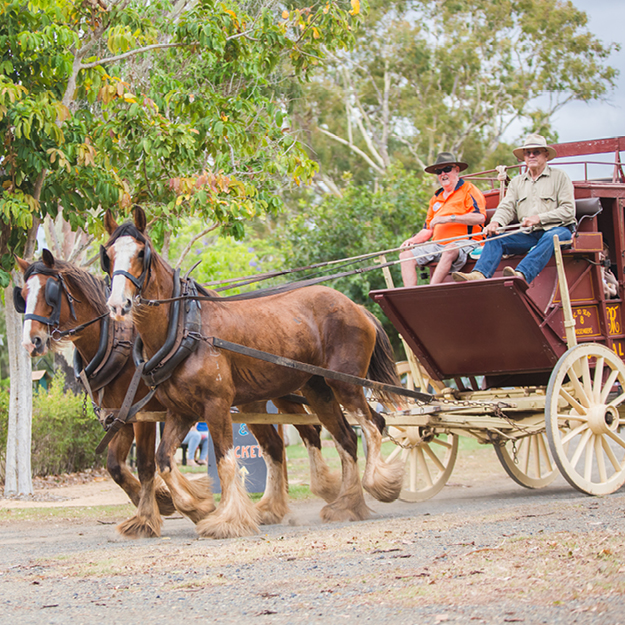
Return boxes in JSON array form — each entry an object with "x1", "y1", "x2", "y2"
[{"x1": 0, "y1": 372, "x2": 106, "y2": 482}]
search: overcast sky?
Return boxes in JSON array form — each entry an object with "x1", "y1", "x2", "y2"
[{"x1": 548, "y1": 0, "x2": 625, "y2": 143}]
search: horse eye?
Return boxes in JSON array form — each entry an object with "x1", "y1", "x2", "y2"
[{"x1": 138, "y1": 250, "x2": 144, "y2": 259}]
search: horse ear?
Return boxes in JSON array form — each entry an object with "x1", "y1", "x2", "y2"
[
  {"x1": 132, "y1": 205, "x2": 147, "y2": 233},
  {"x1": 15, "y1": 256, "x2": 29, "y2": 273},
  {"x1": 104, "y1": 209, "x2": 119, "y2": 235},
  {"x1": 42, "y1": 248, "x2": 55, "y2": 268}
]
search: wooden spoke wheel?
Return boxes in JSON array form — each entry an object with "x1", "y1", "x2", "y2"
[
  {"x1": 494, "y1": 431, "x2": 558, "y2": 489},
  {"x1": 383, "y1": 362, "x2": 458, "y2": 502},
  {"x1": 546, "y1": 343, "x2": 625, "y2": 495}
]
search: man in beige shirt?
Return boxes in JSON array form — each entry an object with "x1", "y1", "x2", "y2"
[{"x1": 453, "y1": 134, "x2": 575, "y2": 284}]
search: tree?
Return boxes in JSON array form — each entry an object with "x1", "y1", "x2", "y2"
[
  {"x1": 292, "y1": 0, "x2": 619, "y2": 187},
  {"x1": 1, "y1": 0, "x2": 363, "y2": 493},
  {"x1": 276, "y1": 163, "x2": 430, "y2": 352}
]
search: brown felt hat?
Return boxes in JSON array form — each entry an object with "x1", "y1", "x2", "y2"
[{"x1": 424, "y1": 152, "x2": 468, "y2": 174}]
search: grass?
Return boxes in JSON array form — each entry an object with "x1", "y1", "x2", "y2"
[{"x1": 0, "y1": 503, "x2": 136, "y2": 524}]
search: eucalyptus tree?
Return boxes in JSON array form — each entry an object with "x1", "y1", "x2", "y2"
[
  {"x1": 0, "y1": 0, "x2": 362, "y2": 494},
  {"x1": 294, "y1": 0, "x2": 619, "y2": 187}
]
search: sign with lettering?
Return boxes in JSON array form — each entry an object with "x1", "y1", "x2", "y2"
[
  {"x1": 566, "y1": 306, "x2": 601, "y2": 338},
  {"x1": 612, "y1": 340, "x2": 625, "y2": 359},
  {"x1": 607, "y1": 304, "x2": 622, "y2": 336},
  {"x1": 206, "y1": 423, "x2": 271, "y2": 494}
]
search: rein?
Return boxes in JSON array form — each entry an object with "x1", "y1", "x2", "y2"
[{"x1": 138, "y1": 225, "x2": 533, "y2": 306}]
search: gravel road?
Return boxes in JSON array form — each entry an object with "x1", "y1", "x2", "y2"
[{"x1": 1, "y1": 456, "x2": 624, "y2": 625}]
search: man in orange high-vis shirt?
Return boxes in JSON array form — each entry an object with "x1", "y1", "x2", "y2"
[{"x1": 400, "y1": 152, "x2": 486, "y2": 286}]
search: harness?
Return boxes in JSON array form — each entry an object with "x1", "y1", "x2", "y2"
[
  {"x1": 94, "y1": 269, "x2": 202, "y2": 453},
  {"x1": 132, "y1": 269, "x2": 202, "y2": 387}
]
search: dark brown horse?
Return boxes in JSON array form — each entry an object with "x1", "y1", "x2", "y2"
[
  {"x1": 16, "y1": 250, "x2": 181, "y2": 538},
  {"x1": 103, "y1": 206, "x2": 403, "y2": 538},
  {"x1": 17, "y1": 251, "x2": 341, "y2": 535}
]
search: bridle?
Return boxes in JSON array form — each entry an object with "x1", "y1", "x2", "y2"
[
  {"x1": 13, "y1": 271, "x2": 77, "y2": 328},
  {"x1": 100, "y1": 241, "x2": 152, "y2": 292}
]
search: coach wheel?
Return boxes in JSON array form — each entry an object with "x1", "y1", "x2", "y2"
[
  {"x1": 546, "y1": 343, "x2": 625, "y2": 495},
  {"x1": 382, "y1": 362, "x2": 459, "y2": 502},
  {"x1": 494, "y1": 430, "x2": 558, "y2": 489}
]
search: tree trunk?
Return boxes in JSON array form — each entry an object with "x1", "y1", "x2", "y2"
[{"x1": 4, "y1": 284, "x2": 33, "y2": 496}]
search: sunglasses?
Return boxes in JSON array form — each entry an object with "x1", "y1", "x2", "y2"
[
  {"x1": 435, "y1": 165, "x2": 454, "y2": 175},
  {"x1": 523, "y1": 149, "x2": 545, "y2": 157}
]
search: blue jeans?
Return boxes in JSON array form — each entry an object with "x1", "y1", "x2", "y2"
[
  {"x1": 474, "y1": 226, "x2": 573, "y2": 284},
  {"x1": 182, "y1": 429, "x2": 201, "y2": 460}
]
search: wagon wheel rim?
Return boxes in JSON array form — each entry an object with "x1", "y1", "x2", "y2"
[
  {"x1": 545, "y1": 343, "x2": 625, "y2": 496},
  {"x1": 383, "y1": 362, "x2": 458, "y2": 503},
  {"x1": 493, "y1": 429, "x2": 558, "y2": 489}
]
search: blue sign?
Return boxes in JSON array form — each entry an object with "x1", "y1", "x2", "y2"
[{"x1": 206, "y1": 423, "x2": 270, "y2": 494}]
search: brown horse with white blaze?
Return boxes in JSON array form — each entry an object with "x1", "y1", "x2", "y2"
[
  {"x1": 103, "y1": 206, "x2": 403, "y2": 538},
  {"x1": 16, "y1": 251, "x2": 341, "y2": 534}
]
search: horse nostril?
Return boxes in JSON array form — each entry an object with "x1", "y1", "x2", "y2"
[
  {"x1": 123, "y1": 299, "x2": 132, "y2": 314},
  {"x1": 33, "y1": 336, "x2": 42, "y2": 350}
]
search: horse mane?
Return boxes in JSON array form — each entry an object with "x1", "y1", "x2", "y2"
[
  {"x1": 104, "y1": 222, "x2": 148, "y2": 247},
  {"x1": 26, "y1": 259, "x2": 109, "y2": 316}
]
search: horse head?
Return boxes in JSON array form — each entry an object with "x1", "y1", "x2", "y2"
[
  {"x1": 15, "y1": 249, "x2": 74, "y2": 356},
  {"x1": 102, "y1": 206, "x2": 154, "y2": 321}
]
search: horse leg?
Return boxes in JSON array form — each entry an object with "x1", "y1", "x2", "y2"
[
  {"x1": 196, "y1": 405, "x2": 260, "y2": 539},
  {"x1": 156, "y1": 415, "x2": 215, "y2": 524},
  {"x1": 246, "y1": 419, "x2": 290, "y2": 525},
  {"x1": 238, "y1": 400, "x2": 289, "y2": 524},
  {"x1": 271, "y1": 398, "x2": 341, "y2": 504},
  {"x1": 301, "y1": 377, "x2": 371, "y2": 522},
  {"x1": 116, "y1": 422, "x2": 166, "y2": 538},
  {"x1": 106, "y1": 424, "x2": 141, "y2": 506},
  {"x1": 328, "y1": 381, "x2": 403, "y2": 503},
  {"x1": 294, "y1": 424, "x2": 341, "y2": 503}
]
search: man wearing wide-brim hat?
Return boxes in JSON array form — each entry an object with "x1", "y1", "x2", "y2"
[
  {"x1": 453, "y1": 133, "x2": 575, "y2": 284},
  {"x1": 400, "y1": 152, "x2": 486, "y2": 286}
]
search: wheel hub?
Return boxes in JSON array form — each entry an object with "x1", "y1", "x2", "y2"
[{"x1": 587, "y1": 403, "x2": 619, "y2": 435}]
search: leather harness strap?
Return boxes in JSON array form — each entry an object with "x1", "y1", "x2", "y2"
[{"x1": 95, "y1": 362, "x2": 148, "y2": 454}]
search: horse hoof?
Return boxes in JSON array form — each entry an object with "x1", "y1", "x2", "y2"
[
  {"x1": 363, "y1": 458, "x2": 403, "y2": 503},
  {"x1": 320, "y1": 500, "x2": 372, "y2": 523},
  {"x1": 255, "y1": 507, "x2": 287, "y2": 525},
  {"x1": 117, "y1": 515, "x2": 162, "y2": 539},
  {"x1": 196, "y1": 516, "x2": 259, "y2": 539},
  {"x1": 155, "y1": 488, "x2": 176, "y2": 516}
]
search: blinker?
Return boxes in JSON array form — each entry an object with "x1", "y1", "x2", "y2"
[
  {"x1": 13, "y1": 286, "x2": 26, "y2": 314},
  {"x1": 100, "y1": 245, "x2": 110, "y2": 274}
]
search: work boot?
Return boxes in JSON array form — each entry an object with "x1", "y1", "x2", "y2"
[
  {"x1": 452, "y1": 271, "x2": 485, "y2": 282},
  {"x1": 503, "y1": 266, "x2": 526, "y2": 281}
]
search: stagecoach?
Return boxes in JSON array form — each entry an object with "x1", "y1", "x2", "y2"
[{"x1": 367, "y1": 136, "x2": 625, "y2": 501}]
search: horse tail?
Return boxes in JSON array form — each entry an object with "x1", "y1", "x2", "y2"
[{"x1": 365, "y1": 310, "x2": 401, "y2": 388}]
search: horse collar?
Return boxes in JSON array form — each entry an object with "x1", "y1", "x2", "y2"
[{"x1": 132, "y1": 270, "x2": 202, "y2": 387}]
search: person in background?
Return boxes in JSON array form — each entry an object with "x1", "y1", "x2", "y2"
[
  {"x1": 195, "y1": 422, "x2": 209, "y2": 466},
  {"x1": 399, "y1": 152, "x2": 486, "y2": 286},
  {"x1": 181, "y1": 424, "x2": 206, "y2": 467}
]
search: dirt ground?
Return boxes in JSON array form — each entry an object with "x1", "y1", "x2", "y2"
[{"x1": 1, "y1": 446, "x2": 624, "y2": 625}]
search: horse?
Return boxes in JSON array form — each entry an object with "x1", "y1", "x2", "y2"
[
  {"x1": 103, "y1": 206, "x2": 403, "y2": 538},
  {"x1": 16, "y1": 250, "x2": 341, "y2": 535}
]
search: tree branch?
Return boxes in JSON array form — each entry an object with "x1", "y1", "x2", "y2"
[
  {"x1": 81, "y1": 42, "x2": 189, "y2": 69},
  {"x1": 317, "y1": 127, "x2": 385, "y2": 174},
  {"x1": 175, "y1": 224, "x2": 220, "y2": 269}
]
